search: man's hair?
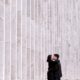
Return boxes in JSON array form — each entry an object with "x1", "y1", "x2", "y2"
[{"x1": 54, "y1": 54, "x2": 60, "y2": 59}]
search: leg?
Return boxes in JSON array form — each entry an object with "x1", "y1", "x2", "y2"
[
  {"x1": 47, "y1": 71, "x2": 54, "y2": 80},
  {"x1": 54, "y1": 77, "x2": 60, "y2": 80}
]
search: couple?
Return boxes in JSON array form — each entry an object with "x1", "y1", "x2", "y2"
[{"x1": 47, "y1": 54, "x2": 62, "y2": 80}]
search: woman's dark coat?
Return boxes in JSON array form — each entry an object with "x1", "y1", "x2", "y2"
[{"x1": 47, "y1": 55, "x2": 62, "y2": 80}]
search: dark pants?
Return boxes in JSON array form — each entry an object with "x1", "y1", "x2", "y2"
[{"x1": 47, "y1": 71, "x2": 60, "y2": 80}]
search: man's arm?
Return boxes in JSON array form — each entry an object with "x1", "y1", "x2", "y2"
[
  {"x1": 57, "y1": 62, "x2": 62, "y2": 77},
  {"x1": 59, "y1": 63, "x2": 62, "y2": 77}
]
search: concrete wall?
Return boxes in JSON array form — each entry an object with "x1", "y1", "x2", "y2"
[{"x1": 0, "y1": 0, "x2": 80, "y2": 80}]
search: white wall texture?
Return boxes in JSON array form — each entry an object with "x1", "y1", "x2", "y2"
[{"x1": 0, "y1": 0, "x2": 80, "y2": 80}]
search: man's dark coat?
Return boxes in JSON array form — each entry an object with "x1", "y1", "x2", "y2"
[{"x1": 47, "y1": 55, "x2": 62, "y2": 80}]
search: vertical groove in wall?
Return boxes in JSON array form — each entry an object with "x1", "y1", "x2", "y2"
[
  {"x1": 5, "y1": 0, "x2": 11, "y2": 79},
  {"x1": 17, "y1": 0, "x2": 21, "y2": 79},
  {"x1": 11, "y1": 0, "x2": 17, "y2": 80},
  {"x1": 3, "y1": 0, "x2": 5, "y2": 80}
]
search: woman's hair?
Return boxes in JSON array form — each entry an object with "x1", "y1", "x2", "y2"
[{"x1": 54, "y1": 54, "x2": 60, "y2": 59}]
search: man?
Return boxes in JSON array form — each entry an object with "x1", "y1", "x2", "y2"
[{"x1": 47, "y1": 54, "x2": 62, "y2": 80}]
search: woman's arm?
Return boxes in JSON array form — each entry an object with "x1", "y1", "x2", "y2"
[{"x1": 47, "y1": 55, "x2": 52, "y2": 62}]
